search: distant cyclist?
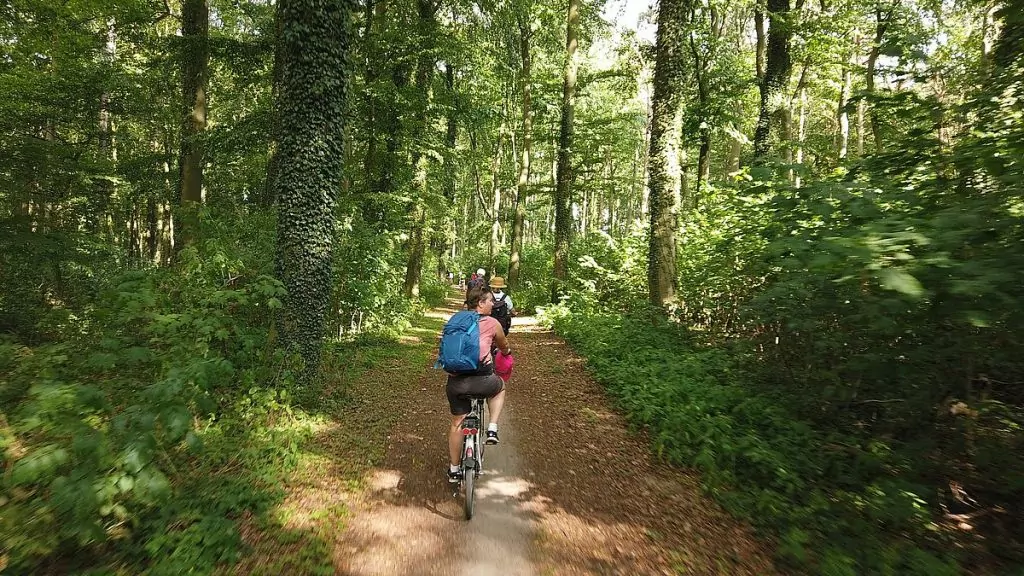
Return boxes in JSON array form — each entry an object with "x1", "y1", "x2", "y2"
[
  {"x1": 441, "y1": 285, "x2": 510, "y2": 483},
  {"x1": 467, "y1": 268, "x2": 488, "y2": 292}
]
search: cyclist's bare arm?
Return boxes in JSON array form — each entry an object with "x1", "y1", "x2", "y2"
[{"x1": 493, "y1": 327, "x2": 511, "y2": 355}]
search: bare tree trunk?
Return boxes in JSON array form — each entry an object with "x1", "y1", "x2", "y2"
[
  {"x1": 552, "y1": 0, "x2": 579, "y2": 301},
  {"x1": 753, "y1": 0, "x2": 793, "y2": 162},
  {"x1": 866, "y1": 5, "x2": 893, "y2": 154},
  {"x1": 489, "y1": 127, "x2": 503, "y2": 275},
  {"x1": 727, "y1": 133, "x2": 742, "y2": 172},
  {"x1": 97, "y1": 19, "x2": 117, "y2": 241},
  {"x1": 437, "y1": 62, "x2": 458, "y2": 280},
  {"x1": 647, "y1": 0, "x2": 687, "y2": 307},
  {"x1": 176, "y1": 0, "x2": 209, "y2": 251},
  {"x1": 795, "y1": 84, "x2": 807, "y2": 187},
  {"x1": 147, "y1": 194, "x2": 158, "y2": 262},
  {"x1": 508, "y1": 19, "x2": 532, "y2": 289},
  {"x1": 402, "y1": 0, "x2": 439, "y2": 298},
  {"x1": 262, "y1": 5, "x2": 284, "y2": 208},
  {"x1": 837, "y1": 50, "x2": 851, "y2": 159}
]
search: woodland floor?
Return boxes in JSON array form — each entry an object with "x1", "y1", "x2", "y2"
[{"x1": 230, "y1": 294, "x2": 779, "y2": 575}]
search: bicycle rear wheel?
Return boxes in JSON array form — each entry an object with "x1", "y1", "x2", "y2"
[
  {"x1": 463, "y1": 463, "x2": 475, "y2": 520},
  {"x1": 476, "y1": 400, "x2": 487, "y2": 470}
]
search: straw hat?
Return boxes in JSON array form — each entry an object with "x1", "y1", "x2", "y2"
[{"x1": 489, "y1": 276, "x2": 507, "y2": 289}]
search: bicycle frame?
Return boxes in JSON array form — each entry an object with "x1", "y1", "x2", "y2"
[{"x1": 461, "y1": 398, "x2": 485, "y2": 476}]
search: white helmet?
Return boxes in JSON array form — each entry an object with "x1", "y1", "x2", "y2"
[{"x1": 476, "y1": 268, "x2": 486, "y2": 276}]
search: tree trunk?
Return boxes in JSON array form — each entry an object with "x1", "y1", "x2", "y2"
[
  {"x1": 488, "y1": 128, "x2": 503, "y2": 275},
  {"x1": 96, "y1": 19, "x2": 116, "y2": 240},
  {"x1": 438, "y1": 63, "x2": 458, "y2": 280},
  {"x1": 727, "y1": 133, "x2": 742, "y2": 172},
  {"x1": 404, "y1": 193, "x2": 428, "y2": 297},
  {"x1": 262, "y1": 5, "x2": 285, "y2": 208},
  {"x1": 176, "y1": 0, "x2": 209, "y2": 251},
  {"x1": 647, "y1": 0, "x2": 687, "y2": 307},
  {"x1": 147, "y1": 193, "x2": 158, "y2": 262},
  {"x1": 402, "y1": 0, "x2": 439, "y2": 298},
  {"x1": 552, "y1": 0, "x2": 579, "y2": 302},
  {"x1": 752, "y1": 0, "x2": 792, "y2": 162},
  {"x1": 755, "y1": 9, "x2": 766, "y2": 83},
  {"x1": 795, "y1": 84, "x2": 807, "y2": 187},
  {"x1": 837, "y1": 49, "x2": 851, "y2": 159},
  {"x1": 274, "y1": 0, "x2": 354, "y2": 379},
  {"x1": 508, "y1": 21, "x2": 531, "y2": 289},
  {"x1": 866, "y1": 7, "x2": 890, "y2": 154}
]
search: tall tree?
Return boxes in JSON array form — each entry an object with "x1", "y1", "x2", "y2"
[
  {"x1": 402, "y1": 0, "x2": 441, "y2": 298},
  {"x1": 752, "y1": 0, "x2": 793, "y2": 161},
  {"x1": 508, "y1": 14, "x2": 532, "y2": 289},
  {"x1": 552, "y1": 0, "x2": 580, "y2": 301},
  {"x1": 274, "y1": 0, "x2": 355, "y2": 378},
  {"x1": 865, "y1": 2, "x2": 895, "y2": 154},
  {"x1": 177, "y1": 0, "x2": 209, "y2": 250},
  {"x1": 647, "y1": 0, "x2": 687, "y2": 307},
  {"x1": 438, "y1": 61, "x2": 458, "y2": 280}
]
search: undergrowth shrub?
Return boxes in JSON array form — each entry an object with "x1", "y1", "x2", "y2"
[
  {"x1": 0, "y1": 248, "x2": 301, "y2": 573},
  {"x1": 544, "y1": 307, "x2": 961, "y2": 574}
]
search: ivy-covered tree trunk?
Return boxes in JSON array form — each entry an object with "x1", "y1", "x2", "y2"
[
  {"x1": 274, "y1": 0, "x2": 354, "y2": 378},
  {"x1": 552, "y1": 0, "x2": 579, "y2": 302},
  {"x1": 402, "y1": 0, "x2": 439, "y2": 298},
  {"x1": 752, "y1": 0, "x2": 792, "y2": 161},
  {"x1": 646, "y1": 0, "x2": 687, "y2": 307},
  {"x1": 176, "y1": 0, "x2": 209, "y2": 250},
  {"x1": 508, "y1": 19, "x2": 531, "y2": 290}
]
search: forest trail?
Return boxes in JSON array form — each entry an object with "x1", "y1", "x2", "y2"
[{"x1": 243, "y1": 294, "x2": 778, "y2": 575}]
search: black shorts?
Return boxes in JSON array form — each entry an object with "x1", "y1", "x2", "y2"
[{"x1": 446, "y1": 371, "x2": 504, "y2": 415}]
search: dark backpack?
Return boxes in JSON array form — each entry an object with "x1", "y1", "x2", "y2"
[
  {"x1": 467, "y1": 276, "x2": 487, "y2": 292},
  {"x1": 490, "y1": 294, "x2": 512, "y2": 335}
]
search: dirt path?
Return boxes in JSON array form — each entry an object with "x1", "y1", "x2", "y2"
[
  {"x1": 321, "y1": 297, "x2": 779, "y2": 576},
  {"x1": 236, "y1": 297, "x2": 778, "y2": 575}
]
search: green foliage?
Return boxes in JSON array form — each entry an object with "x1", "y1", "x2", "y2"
[
  {"x1": 543, "y1": 42, "x2": 1024, "y2": 572},
  {"x1": 546, "y1": 308, "x2": 961, "y2": 574},
  {"x1": 0, "y1": 245, "x2": 301, "y2": 573}
]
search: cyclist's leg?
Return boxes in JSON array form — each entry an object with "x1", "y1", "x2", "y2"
[
  {"x1": 446, "y1": 376, "x2": 473, "y2": 468},
  {"x1": 448, "y1": 414, "x2": 467, "y2": 467},
  {"x1": 486, "y1": 381, "x2": 506, "y2": 425}
]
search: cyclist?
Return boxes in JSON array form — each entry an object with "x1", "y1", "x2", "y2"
[
  {"x1": 467, "y1": 268, "x2": 488, "y2": 292},
  {"x1": 444, "y1": 285, "x2": 511, "y2": 483}
]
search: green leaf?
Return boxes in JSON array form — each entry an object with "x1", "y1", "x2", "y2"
[{"x1": 878, "y1": 268, "x2": 924, "y2": 298}]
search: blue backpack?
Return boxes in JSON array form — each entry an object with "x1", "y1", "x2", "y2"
[{"x1": 436, "y1": 310, "x2": 481, "y2": 373}]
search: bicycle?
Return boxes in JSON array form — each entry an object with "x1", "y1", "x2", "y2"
[{"x1": 457, "y1": 396, "x2": 487, "y2": 520}]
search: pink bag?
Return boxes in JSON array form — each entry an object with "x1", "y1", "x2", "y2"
[{"x1": 494, "y1": 350, "x2": 514, "y2": 382}]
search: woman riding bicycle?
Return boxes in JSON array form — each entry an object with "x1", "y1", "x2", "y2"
[{"x1": 444, "y1": 285, "x2": 510, "y2": 483}]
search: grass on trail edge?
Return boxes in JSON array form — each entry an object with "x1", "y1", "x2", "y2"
[{"x1": 221, "y1": 311, "x2": 444, "y2": 575}]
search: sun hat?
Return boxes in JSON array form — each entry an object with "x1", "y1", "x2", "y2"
[
  {"x1": 489, "y1": 276, "x2": 507, "y2": 289},
  {"x1": 476, "y1": 268, "x2": 486, "y2": 276}
]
